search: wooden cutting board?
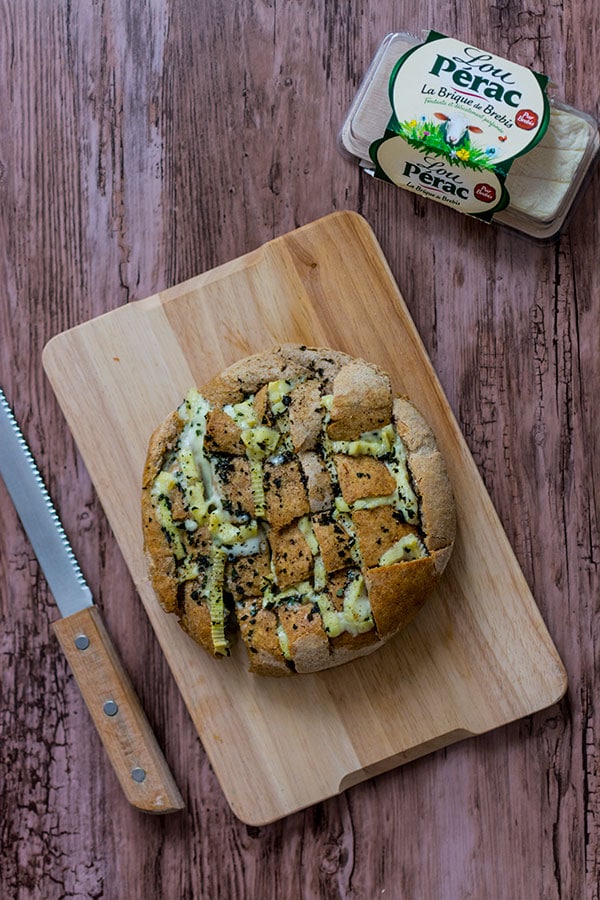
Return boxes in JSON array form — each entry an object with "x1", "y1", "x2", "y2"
[{"x1": 42, "y1": 211, "x2": 567, "y2": 825}]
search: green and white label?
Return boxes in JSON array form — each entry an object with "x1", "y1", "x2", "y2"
[
  {"x1": 375, "y1": 139, "x2": 507, "y2": 215},
  {"x1": 369, "y1": 32, "x2": 550, "y2": 218}
]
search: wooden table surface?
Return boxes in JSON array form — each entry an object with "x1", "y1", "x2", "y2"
[{"x1": 1, "y1": 2, "x2": 598, "y2": 898}]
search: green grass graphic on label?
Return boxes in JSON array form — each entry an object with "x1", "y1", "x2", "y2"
[{"x1": 397, "y1": 118, "x2": 497, "y2": 171}]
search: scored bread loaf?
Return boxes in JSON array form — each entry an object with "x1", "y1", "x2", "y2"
[{"x1": 142, "y1": 344, "x2": 456, "y2": 675}]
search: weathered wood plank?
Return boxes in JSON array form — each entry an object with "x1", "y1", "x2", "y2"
[{"x1": 1, "y1": 1, "x2": 599, "y2": 897}]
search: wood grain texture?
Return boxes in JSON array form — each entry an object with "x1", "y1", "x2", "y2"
[
  {"x1": 53, "y1": 606, "x2": 184, "y2": 814},
  {"x1": 42, "y1": 211, "x2": 567, "y2": 825},
  {"x1": 1, "y1": 0, "x2": 599, "y2": 897}
]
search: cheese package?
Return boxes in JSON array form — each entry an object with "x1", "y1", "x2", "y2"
[{"x1": 339, "y1": 31, "x2": 599, "y2": 239}]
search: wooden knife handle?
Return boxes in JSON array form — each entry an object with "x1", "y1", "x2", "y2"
[{"x1": 53, "y1": 606, "x2": 184, "y2": 814}]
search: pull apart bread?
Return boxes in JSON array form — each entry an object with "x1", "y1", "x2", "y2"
[{"x1": 142, "y1": 345, "x2": 456, "y2": 676}]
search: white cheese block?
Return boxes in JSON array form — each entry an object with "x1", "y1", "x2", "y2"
[{"x1": 504, "y1": 109, "x2": 592, "y2": 220}]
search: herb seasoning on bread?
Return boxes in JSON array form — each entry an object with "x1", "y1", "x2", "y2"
[{"x1": 142, "y1": 345, "x2": 456, "y2": 675}]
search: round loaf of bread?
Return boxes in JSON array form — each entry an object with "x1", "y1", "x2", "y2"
[{"x1": 142, "y1": 345, "x2": 456, "y2": 675}]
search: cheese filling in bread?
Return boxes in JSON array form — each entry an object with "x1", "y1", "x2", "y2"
[{"x1": 142, "y1": 345, "x2": 456, "y2": 675}]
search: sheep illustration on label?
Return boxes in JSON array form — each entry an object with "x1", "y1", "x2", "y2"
[
  {"x1": 434, "y1": 112, "x2": 483, "y2": 148},
  {"x1": 369, "y1": 31, "x2": 550, "y2": 218}
]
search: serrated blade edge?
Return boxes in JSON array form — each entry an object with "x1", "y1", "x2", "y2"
[{"x1": 0, "y1": 388, "x2": 93, "y2": 616}]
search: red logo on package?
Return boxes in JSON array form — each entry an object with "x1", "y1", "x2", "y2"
[
  {"x1": 474, "y1": 183, "x2": 497, "y2": 203},
  {"x1": 515, "y1": 109, "x2": 539, "y2": 130}
]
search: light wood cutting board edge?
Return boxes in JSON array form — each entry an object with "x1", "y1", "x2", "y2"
[{"x1": 42, "y1": 211, "x2": 568, "y2": 824}]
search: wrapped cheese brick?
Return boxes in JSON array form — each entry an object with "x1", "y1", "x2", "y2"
[{"x1": 339, "y1": 31, "x2": 599, "y2": 240}]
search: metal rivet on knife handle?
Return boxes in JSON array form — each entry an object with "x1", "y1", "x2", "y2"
[
  {"x1": 0, "y1": 390, "x2": 183, "y2": 813},
  {"x1": 103, "y1": 699, "x2": 119, "y2": 717},
  {"x1": 54, "y1": 607, "x2": 184, "y2": 812}
]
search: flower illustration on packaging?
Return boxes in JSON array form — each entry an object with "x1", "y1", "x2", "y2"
[{"x1": 369, "y1": 31, "x2": 550, "y2": 218}]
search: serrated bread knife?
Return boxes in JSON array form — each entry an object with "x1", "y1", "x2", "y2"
[{"x1": 0, "y1": 387, "x2": 184, "y2": 814}]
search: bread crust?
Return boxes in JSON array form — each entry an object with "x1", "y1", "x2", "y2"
[{"x1": 141, "y1": 345, "x2": 456, "y2": 675}]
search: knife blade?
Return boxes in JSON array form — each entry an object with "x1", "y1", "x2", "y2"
[{"x1": 0, "y1": 387, "x2": 184, "y2": 814}]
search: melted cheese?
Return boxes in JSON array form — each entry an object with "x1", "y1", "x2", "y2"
[
  {"x1": 312, "y1": 572, "x2": 374, "y2": 637},
  {"x1": 241, "y1": 425, "x2": 281, "y2": 457},
  {"x1": 223, "y1": 397, "x2": 257, "y2": 428},
  {"x1": 205, "y1": 546, "x2": 228, "y2": 655},
  {"x1": 342, "y1": 573, "x2": 374, "y2": 634},
  {"x1": 379, "y1": 532, "x2": 426, "y2": 566},
  {"x1": 330, "y1": 423, "x2": 396, "y2": 457},
  {"x1": 268, "y1": 379, "x2": 295, "y2": 416},
  {"x1": 297, "y1": 516, "x2": 327, "y2": 591},
  {"x1": 151, "y1": 390, "x2": 268, "y2": 662},
  {"x1": 152, "y1": 375, "x2": 426, "y2": 655},
  {"x1": 261, "y1": 571, "x2": 374, "y2": 638},
  {"x1": 150, "y1": 471, "x2": 186, "y2": 560},
  {"x1": 324, "y1": 415, "x2": 419, "y2": 522},
  {"x1": 385, "y1": 434, "x2": 419, "y2": 522},
  {"x1": 224, "y1": 398, "x2": 281, "y2": 517},
  {"x1": 207, "y1": 512, "x2": 266, "y2": 560},
  {"x1": 277, "y1": 623, "x2": 292, "y2": 660},
  {"x1": 331, "y1": 506, "x2": 363, "y2": 567}
]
